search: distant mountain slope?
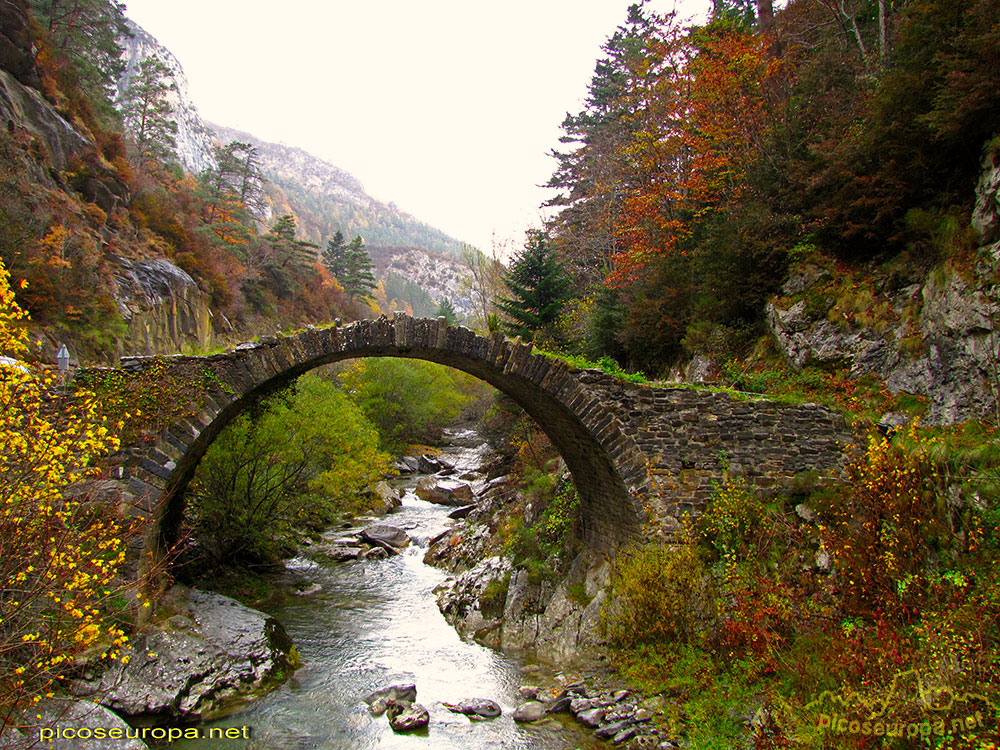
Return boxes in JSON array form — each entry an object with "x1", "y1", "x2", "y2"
[
  {"x1": 211, "y1": 124, "x2": 465, "y2": 257},
  {"x1": 116, "y1": 21, "x2": 466, "y2": 258}
]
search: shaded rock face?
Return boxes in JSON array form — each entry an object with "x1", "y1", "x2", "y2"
[
  {"x1": 114, "y1": 257, "x2": 213, "y2": 356},
  {"x1": 767, "y1": 138, "x2": 1000, "y2": 427},
  {"x1": 73, "y1": 586, "x2": 295, "y2": 721},
  {"x1": 0, "y1": 68, "x2": 91, "y2": 178},
  {"x1": 0, "y1": 0, "x2": 41, "y2": 88},
  {"x1": 767, "y1": 265, "x2": 999, "y2": 425},
  {"x1": 974, "y1": 143, "x2": 1000, "y2": 246}
]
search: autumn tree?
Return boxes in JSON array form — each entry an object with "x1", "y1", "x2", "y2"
[
  {"x1": 459, "y1": 242, "x2": 504, "y2": 332},
  {"x1": 117, "y1": 57, "x2": 178, "y2": 164},
  {"x1": 0, "y1": 260, "x2": 133, "y2": 738}
]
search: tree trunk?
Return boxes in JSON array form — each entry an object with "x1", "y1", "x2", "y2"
[{"x1": 756, "y1": 0, "x2": 774, "y2": 32}]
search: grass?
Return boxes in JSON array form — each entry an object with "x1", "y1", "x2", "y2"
[{"x1": 532, "y1": 347, "x2": 649, "y2": 383}]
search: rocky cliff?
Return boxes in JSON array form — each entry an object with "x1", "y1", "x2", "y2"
[
  {"x1": 117, "y1": 20, "x2": 216, "y2": 174},
  {"x1": 114, "y1": 258, "x2": 215, "y2": 356},
  {"x1": 766, "y1": 139, "x2": 1000, "y2": 426}
]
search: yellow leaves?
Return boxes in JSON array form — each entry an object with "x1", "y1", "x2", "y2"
[{"x1": 0, "y1": 258, "x2": 129, "y2": 717}]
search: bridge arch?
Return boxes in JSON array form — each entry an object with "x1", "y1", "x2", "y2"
[{"x1": 112, "y1": 314, "x2": 652, "y2": 559}]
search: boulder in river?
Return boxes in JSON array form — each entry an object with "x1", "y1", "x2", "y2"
[
  {"x1": 512, "y1": 700, "x2": 547, "y2": 722},
  {"x1": 370, "y1": 481, "x2": 402, "y2": 515},
  {"x1": 71, "y1": 586, "x2": 296, "y2": 721},
  {"x1": 447, "y1": 504, "x2": 476, "y2": 519},
  {"x1": 394, "y1": 456, "x2": 420, "y2": 473},
  {"x1": 442, "y1": 698, "x2": 502, "y2": 719},
  {"x1": 361, "y1": 524, "x2": 410, "y2": 549},
  {"x1": 415, "y1": 477, "x2": 474, "y2": 506},
  {"x1": 363, "y1": 684, "x2": 418, "y2": 717},
  {"x1": 386, "y1": 700, "x2": 430, "y2": 732}
]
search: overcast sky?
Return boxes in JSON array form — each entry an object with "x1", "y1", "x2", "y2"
[{"x1": 122, "y1": 0, "x2": 711, "y2": 255}]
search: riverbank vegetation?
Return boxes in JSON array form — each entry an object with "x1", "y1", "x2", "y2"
[
  {"x1": 0, "y1": 261, "x2": 136, "y2": 738},
  {"x1": 602, "y1": 425, "x2": 1000, "y2": 748},
  {"x1": 177, "y1": 359, "x2": 494, "y2": 590}
]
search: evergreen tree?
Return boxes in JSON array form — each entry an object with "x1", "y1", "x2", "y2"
[
  {"x1": 323, "y1": 233, "x2": 375, "y2": 300},
  {"x1": 495, "y1": 230, "x2": 571, "y2": 342},
  {"x1": 321, "y1": 231, "x2": 349, "y2": 278},
  {"x1": 435, "y1": 298, "x2": 458, "y2": 324},
  {"x1": 264, "y1": 214, "x2": 318, "y2": 268},
  {"x1": 342, "y1": 236, "x2": 376, "y2": 300},
  {"x1": 117, "y1": 57, "x2": 178, "y2": 164},
  {"x1": 30, "y1": 0, "x2": 129, "y2": 110},
  {"x1": 199, "y1": 140, "x2": 267, "y2": 228}
]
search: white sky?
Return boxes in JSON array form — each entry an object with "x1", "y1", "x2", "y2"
[{"x1": 121, "y1": 0, "x2": 711, "y2": 255}]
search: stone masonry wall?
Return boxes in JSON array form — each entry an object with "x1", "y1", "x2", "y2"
[{"x1": 87, "y1": 314, "x2": 855, "y2": 572}]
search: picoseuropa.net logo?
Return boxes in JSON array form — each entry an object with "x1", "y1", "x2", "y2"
[{"x1": 787, "y1": 670, "x2": 998, "y2": 742}]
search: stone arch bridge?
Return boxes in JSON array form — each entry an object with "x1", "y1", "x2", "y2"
[{"x1": 91, "y1": 314, "x2": 852, "y2": 558}]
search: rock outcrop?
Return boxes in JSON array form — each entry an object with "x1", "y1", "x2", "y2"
[
  {"x1": 117, "y1": 20, "x2": 216, "y2": 175},
  {"x1": 72, "y1": 586, "x2": 296, "y2": 721},
  {"x1": 766, "y1": 141, "x2": 1000, "y2": 426},
  {"x1": 0, "y1": 68, "x2": 91, "y2": 179},
  {"x1": 114, "y1": 257, "x2": 214, "y2": 356}
]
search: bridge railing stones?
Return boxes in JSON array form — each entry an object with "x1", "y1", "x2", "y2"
[{"x1": 84, "y1": 314, "x2": 855, "y2": 573}]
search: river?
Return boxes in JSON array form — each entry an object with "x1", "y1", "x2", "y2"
[{"x1": 168, "y1": 428, "x2": 603, "y2": 750}]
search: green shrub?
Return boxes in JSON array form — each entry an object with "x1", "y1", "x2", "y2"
[
  {"x1": 602, "y1": 540, "x2": 713, "y2": 648},
  {"x1": 185, "y1": 374, "x2": 390, "y2": 567}
]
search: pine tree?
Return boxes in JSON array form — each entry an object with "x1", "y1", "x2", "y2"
[
  {"x1": 117, "y1": 57, "x2": 178, "y2": 164},
  {"x1": 495, "y1": 230, "x2": 571, "y2": 342},
  {"x1": 264, "y1": 214, "x2": 318, "y2": 268},
  {"x1": 435, "y1": 298, "x2": 458, "y2": 324},
  {"x1": 321, "y1": 231, "x2": 349, "y2": 279},
  {"x1": 342, "y1": 236, "x2": 376, "y2": 300},
  {"x1": 30, "y1": 0, "x2": 129, "y2": 109},
  {"x1": 322, "y1": 232, "x2": 376, "y2": 300}
]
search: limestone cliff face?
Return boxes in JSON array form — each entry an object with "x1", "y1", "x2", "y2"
[
  {"x1": 0, "y1": 68, "x2": 91, "y2": 182},
  {"x1": 117, "y1": 20, "x2": 216, "y2": 175},
  {"x1": 114, "y1": 258, "x2": 214, "y2": 356},
  {"x1": 766, "y1": 139, "x2": 1000, "y2": 426}
]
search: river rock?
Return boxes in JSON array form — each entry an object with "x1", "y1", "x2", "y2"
[
  {"x1": 442, "y1": 698, "x2": 502, "y2": 719},
  {"x1": 415, "y1": 477, "x2": 474, "y2": 506},
  {"x1": 596, "y1": 719, "x2": 633, "y2": 739},
  {"x1": 386, "y1": 700, "x2": 430, "y2": 732},
  {"x1": 363, "y1": 684, "x2": 417, "y2": 716},
  {"x1": 325, "y1": 546, "x2": 363, "y2": 561},
  {"x1": 291, "y1": 582, "x2": 322, "y2": 596},
  {"x1": 370, "y1": 481, "x2": 402, "y2": 515},
  {"x1": 447, "y1": 504, "x2": 476, "y2": 519},
  {"x1": 614, "y1": 726, "x2": 639, "y2": 743},
  {"x1": 518, "y1": 685, "x2": 539, "y2": 700},
  {"x1": 418, "y1": 454, "x2": 446, "y2": 473},
  {"x1": 72, "y1": 586, "x2": 295, "y2": 721},
  {"x1": 576, "y1": 707, "x2": 607, "y2": 727},
  {"x1": 394, "y1": 456, "x2": 420, "y2": 473},
  {"x1": 22, "y1": 698, "x2": 150, "y2": 749},
  {"x1": 570, "y1": 697, "x2": 595, "y2": 713},
  {"x1": 512, "y1": 701, "x2": 547, "y2": 722},
  {"x1": 361, "y1": 524, "x2": 410, "y2": 549}
]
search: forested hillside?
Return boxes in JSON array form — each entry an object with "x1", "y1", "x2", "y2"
[
  {"x1": 526, "y1": 0, "x2": 994, "y2": 368},
  {"x1": 0, "y1": 1, "x2": 471, "y2": 363}
]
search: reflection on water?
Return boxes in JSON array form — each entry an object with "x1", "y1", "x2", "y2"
[{"x1": 169, "y1": 431, "x2": 602, "y2": 750}]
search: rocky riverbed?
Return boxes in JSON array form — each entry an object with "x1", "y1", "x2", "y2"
[{"x1": 58, "y1": 425, "x2": 680, "y2": 749}]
